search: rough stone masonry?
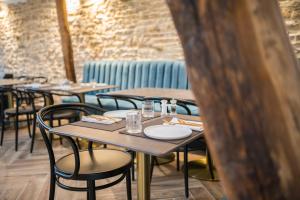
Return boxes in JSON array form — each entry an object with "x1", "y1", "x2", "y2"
[{"x1": 0, "y1": 0, "x2": 299, "y2": 82}]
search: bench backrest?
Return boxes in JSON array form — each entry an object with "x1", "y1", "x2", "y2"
[{"x1": 82, "y1": 61, "x2": 190, "y2": 92}]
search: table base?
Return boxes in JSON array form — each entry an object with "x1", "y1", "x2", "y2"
[
  {"x1": 155, "y1": 153, "x2": 175, "y2": 165},
  {"x1": 137, "y1": 152, "x2": 151, "y2": 200},
  {"x1": 186, "y1": 157, "x2": 219, "y2": 181}
]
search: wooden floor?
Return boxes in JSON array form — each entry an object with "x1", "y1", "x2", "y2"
[{"x1": 0, "y1": 125, "x2": 224, "y2": 200}]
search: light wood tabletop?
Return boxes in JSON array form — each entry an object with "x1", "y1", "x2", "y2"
[
  {"x1": 50, "y1": 115, "x2": 203, "y2": 156},
  {"x1": 34, "y1": 83, "x2": 117, "y2": 94},
  {"x1": 109, "y1": 88, "x2": 195, "y2": 101},
  {"x1": 0, "y1": 79, "x2": 30, "y2": 86},
  {"x1": 22, "y1": 83, "x2": 117, "y2": 103}
]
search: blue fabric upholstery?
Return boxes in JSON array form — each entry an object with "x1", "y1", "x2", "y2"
[
  {"x1": 63, "y1": 60, "x2": 199, "y2": 115},
  {"x1": 81, "y1": 61, "x2": 189, "y2": 92}
]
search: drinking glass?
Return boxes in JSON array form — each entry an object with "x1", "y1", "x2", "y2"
[
  {"x1": 126, "y1": 111, "x2": 142, "y2": 133},
  {"x1": 142, "y1": 100, "x2": 155, "y2": 118},
  {"x1": 169, "y1": 99, "x2": 177, "y2": 116},
  {"x1": 91, "y1": 78, "x2": 97, "y2": 88}
]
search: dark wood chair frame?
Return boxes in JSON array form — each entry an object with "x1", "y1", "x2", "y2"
[{"x1": 37, "y1": 103, "x2": 132, "y2": 200}]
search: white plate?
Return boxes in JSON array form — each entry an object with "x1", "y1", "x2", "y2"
[
  {"x1": 104, "y1": 110, "x2": 136, "y2": 119},
  {"x1": 144, "y1": 125, "x2": 192, "y2": 140}
]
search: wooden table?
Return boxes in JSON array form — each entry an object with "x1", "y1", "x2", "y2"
[
  {"x1": 0, "y1": 79, "x2": 31, "y2": 107},
  {"x1": 109, "y1": 88, "x2": 195, "y2": 101},
  {"x1": 24, "y1": 83, "x2": 117, "y2": 103},
  {"x1": 0, "y1": 79, "x2": 29, "y2": 87},
  {"x1": 50, "y1": 115, "x2": 203, "y2": 200}
]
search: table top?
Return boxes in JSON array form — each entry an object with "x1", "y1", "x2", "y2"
[
  {"x1": 109, "y1": 88, "x2": 195, "y2": 101},
  {"x1": 0, "y1": 79, "x2": 30, "y2": 86},
  {"x1": 50, "y1": 115, "x2": 203, "y2": 156},
  {"x1": 20, "y1": 83, "x2": 117, "y2": 94}
]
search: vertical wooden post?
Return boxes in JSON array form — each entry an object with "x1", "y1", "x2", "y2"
[
  {"x1": 167, "y1": 1, "x2": 300, "y2": 200},
  {"x1": 55, "y1": 0, "x2": 77, "y2": 83}
]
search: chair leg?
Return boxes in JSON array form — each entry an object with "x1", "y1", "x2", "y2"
[
  {"x1": 87, "y1": 180, "x2": 96, "y2": 200},
  {"x1": 15, "y1": 115, "x2": 19, "y2": 151},
  {"x1": 176, "y1": 150, "x2": 180, "y2": 171},
  {"x1": 76, "y1": 138, "x2": 81, "y2": 149},
  {"x1": 126, "y1": 170, "x2": 132, "y2": 200},
  {"x1": 58, "y1": 119, "x2": 63, "y2": 145},
  {"x1": 184, "y1": 145, "x2": 189, "y2": 199},
  {"x1": 30, "y1": 115, "x2": 37, "y2": 153},
  {"x1": 207, "y1": 149, "x2": 215, "y2": 179},
  {"x1": 0, "y1": 115, "x2": 5, "y2": 146},
  {"x1": 130, "y1": 151, "x2": 135, "y2": 181},
  {"x1": 49, "y1": 170, "x2": 56, "y2": 200},
  {"x1": 26, "y1": 114, "x2": 32, "y2": 138},
  {"x1": 150, "y1": 156, "x2": 155, "y2": 183}
]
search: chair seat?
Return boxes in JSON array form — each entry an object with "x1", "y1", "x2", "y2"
[
  {"x1": 5, "y1": 105, "x2": 42, "y2": 115},
  {"x1": 55, "y1": 149, "x2": 132, "y2": 180}
]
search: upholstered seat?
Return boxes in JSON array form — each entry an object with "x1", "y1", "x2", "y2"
[{"x1": 55, "y1": 149, "x2": 132, "y2": 180}]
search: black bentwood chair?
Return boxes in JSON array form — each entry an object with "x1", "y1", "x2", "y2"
[
  {"x1": 29, "y1": 89, "x2": 81, "y2": 153},
  {"x1": 37, "y1": 103, "x2": 132, "y2": 200},
  {"x1": 0, "y1": 87, "x2": 42, "y2": 151}
]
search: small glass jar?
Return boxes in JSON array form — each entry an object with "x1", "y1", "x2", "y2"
[
  {"x1": 160, "y1": 99, "x2": 168, "y2": 117},
  {"x1": 169, "y1": 99, "x2": 177, "y2": 116},
  {"x1": 126, "y1": 111, "x2": 142, "y2": 133}
]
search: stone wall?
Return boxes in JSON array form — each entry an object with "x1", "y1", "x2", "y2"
[
  {"x1": 0, "y1": 0, "x2": 299, "y2": 82},
  {"x1": 280, "y1": 0, "x2": 300, "y2": 58},
  {"x1": 0, "y1": 0, "x2": 65, "y2": 81}
]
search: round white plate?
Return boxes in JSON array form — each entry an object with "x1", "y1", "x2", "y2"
[
  {"x1": 104, "y1": 110, "x2": 136, "y2": 118},
  {"x1": 144, "y1": 125, "x2": 192, "y2": 140}
]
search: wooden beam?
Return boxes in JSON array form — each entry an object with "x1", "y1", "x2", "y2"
[
  {"x1": 55, "y1": 0, "x2": 77, "y2": 83},
  {"x1": 166, "y1": 1, "x2": 300, "y2": 200}
]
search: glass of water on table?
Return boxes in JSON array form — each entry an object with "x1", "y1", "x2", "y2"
[
  {"x1": 126, "y1": 111, "x2": 142, "y2": 133},
  {"x1": 142, "y1": 100, "x2": 155, "y2": 118}
]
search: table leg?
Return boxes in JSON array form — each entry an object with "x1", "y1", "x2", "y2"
[
  {"x1": 6, "y1": 91, "x2": 13, "y2": 108},
  {"x1": 78, "y1": 93, "x2": 85, "y2": 103},
  {"x1": 137, "y1": 152, "x2": 151, "y2": 200}
]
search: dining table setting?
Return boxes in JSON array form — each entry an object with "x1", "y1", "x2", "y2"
[{"x1": 50, "y1": 101, "x2": 204, "y2": 200}]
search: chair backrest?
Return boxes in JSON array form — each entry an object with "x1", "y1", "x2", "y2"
[
  {"x1": 37, "y1": 103, "x2": 106, "y2": 178},
  {"x1": 96, "y1": 93, "x2": 144, "y2": 110},
  {"x1": 96, "y1": 93, "x2": 198, "y2": 115},
  {"x1": 82, "y1": 61, "x2": 191, "y2": 93}
]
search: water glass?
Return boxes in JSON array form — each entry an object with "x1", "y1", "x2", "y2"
[
  {"x1": 142, "y1": 100, "x2": 155, "y2": 118},
  {"x1": 126, "y1": 111, "x2": 142, "y2": 133},
  {"x1": 91, "y1": 78, "x2": 97, "y2": 88}
]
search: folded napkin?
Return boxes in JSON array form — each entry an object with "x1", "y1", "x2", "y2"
[
  {"x1": 165, "y1": 117, "x2": 204, "y2": 132},
  {"x1": 81, "y1": 115, "x2": 122, "y2": 125}
]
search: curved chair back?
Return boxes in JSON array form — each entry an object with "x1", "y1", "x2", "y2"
[
  {"x1": 96, "y1": 93, "x2": 144, "y2": 110},
  {"x1": 143, "y1": 97, "x2": 198, "y2": 115},
  {"x1": 37, "y1": 103, "x2": 106, "y2": 178}
]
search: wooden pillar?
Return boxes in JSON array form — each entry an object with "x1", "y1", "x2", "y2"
[
  {"x1": 167, "y1": 1, "x2": 300, "y2": 200},
  {"x1": 55, "y1": 0, "x2": 77, "y2": 83}
]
